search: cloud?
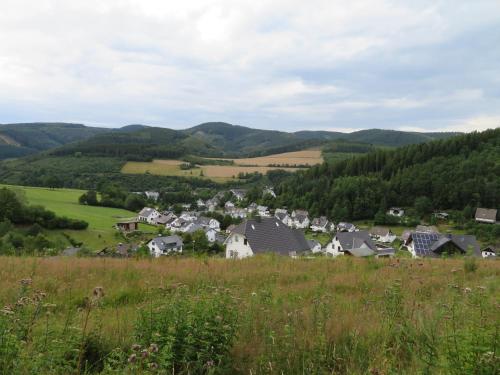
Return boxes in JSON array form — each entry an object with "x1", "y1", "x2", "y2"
[{"x1": 0, "y1": 0, "x2": 499, "y2": 132}]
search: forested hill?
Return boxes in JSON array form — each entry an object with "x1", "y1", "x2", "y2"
[
  {"x1": 0, "y1": 123, "x2": 107, "y2": 159},
  {"x1": 276, "y1": 128, "x2": 500, "y2": 220},
  {"x1": 0, "y1": 121, "x2": 460, "y2": 160}
]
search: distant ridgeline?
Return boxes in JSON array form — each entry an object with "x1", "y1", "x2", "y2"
[
  {"x1": 276, "y1": 128, "x2": 500, "y2": 220},
  {"x1": 0, "y1": 121, "x2": 464, "y2": 190}
]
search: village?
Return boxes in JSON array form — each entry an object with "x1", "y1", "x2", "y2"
[{"x1": 99, "y1": 188, "x2": 498, "y2": 260}]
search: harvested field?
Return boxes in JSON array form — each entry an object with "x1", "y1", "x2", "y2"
[{"x1": 208, "y1": 149, "x2": 323, "y2": 166}]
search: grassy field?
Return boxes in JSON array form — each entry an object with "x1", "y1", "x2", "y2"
[
  {"x1": 0, "y1": 256, "x2": 497, "y2": 374},
  {"x1": 1, "y1": 185, "x2": 148, "y2": 250},
  {"x1": 208, "y1": 149, "x2": 323, "y2": 166},
  {"x1": 120, "y1": 150, "x2": 321, "y2": 181}
]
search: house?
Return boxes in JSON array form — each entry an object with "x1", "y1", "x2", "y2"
[
  {"x1": 401, "y1": 230, "x2": 412, "y2": 245},
  {"x1": 475, "y1": 208, "x2": 497, "y2": 224},
  {"x1": 61, "y1": 247, "x2": 80, "y2": 256},
  {"x1": 230, "y1": 189, "x2": 247, "y2": 201},
  {"x1": 406, "y1": 232, "x2": 480, "y2": 258},
  {"x1": 481, "y1": 246, "x2": 497, "y2": 258},
  {"x1": 206, "y1": 198, "x2": 219, "y2": 212},
  {"x1": 291, "y1": 210, "x2": 310, "y2": 229},
  {"x1": 194, "y1": 216, "x2": 221, "y2": 231},
  {"x1": 387, "y1": 207, "x2": 405, "y2": 217},
  {"x1": 227, "y1": 207, "x2": 247, "y2": 219},
  {"x1": 274, "y1": 209, "x2": 292, "y2": 227},
  {"x1": 224, "y1": 217, "x2": 310, "y2": 259},
  {"x1": 169, "y1": 217, "x2": 189, "y2": 232},
  {"x1": 138, "y1": 207, "x2": 161, "y2": 224},
  {"x1": 147, "y1": 235, "x2": 183, "y2": 257},
  {"x1": 374, "y1": 246, "x2": 395, "y2": 258},
  {"x1": 336, "y1": 222, "x2": 357, "y2": 233},
  {"x1": 225, "y1": 224, "x2": 236, "y2": 234},
  {"x1": 224, "y1": 201, "x2": 235, "y2": 210},
  {"x1": 179, "y1": 211, "x2": 199, "y2": 221},
  {"x1": 182, "y1": 223, "x2": 204, "y2": 234},
  {"x1": 307, "y1": 239, "x2": 322, "y2": 253},
  {"x1": 263, "y1": 186, "x2": 276, "y2": 198},
  {"x1": 247, "y1": 202, "x2": 258, "y2": 212},
  {"x1": 433, "y1": 212, "x2": 449, "y2": 220},
  {"x1": 369, "y1": 226, "x2": 396, "y2": 243},
  {"x1": 257, "y1": 205, "x2": 271, "y2": 217},
  {"x1": 181, "y1": 203, "x2": 191, "y2": 210},
  {"x1": 144, "y1": 191, "x2": 160, "y2": 201},
  {"x1": 196, "y1": 199, "x2": 206, "y2": 209},
  {"x1": 310, "y1": 217, "x2": 331, "y2": 232},
  {"x1": 325, "y1": 231, "x2": 376, "y2": 257},
  {"x1": 115, "y1": 219, "x2": 138, "y2": 232}
]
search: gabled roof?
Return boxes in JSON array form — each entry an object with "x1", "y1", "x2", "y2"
[
  {"x1": 275, "y1": 212, "x2": 289, "y2": 220},
  {"x1": 307, "y1": 239, "x2": 321, "y2": 250},
  {"x1": 337, "y1": 222, "x2": 356, "y2": 231},
  {"x1": 138, "y1": 207, "x2": 157, "y2": 217},
  {"x1": 311, "y1": 216, "x2": 329, "y2": 227},
  {"x1": 294, "y1": 213, "x2": 309, "y2": 223},
  {"x1": 415, "y1": 225, "x2": 439, "y2": 234},
  {"x1": 149, "y1": 235, "x2": 183, "y2": 251},
  {"x1": 230, "y1": 217, "x2": 310, "y2": 255},
  {"x1": 410, "y1": 232, "x2": 480, "y2": 257},
  {"x1": 336, "y1": 231, "x2": 376, "y2": 253},
  {"x1": 475, "y1": 208, "x2": 497, "y2": 222}
]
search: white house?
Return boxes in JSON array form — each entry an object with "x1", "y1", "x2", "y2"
[
  {"x1": 274, "y1": 209, "x2": 292, "y2": 227},
  {"x1": 147, "y1": 235, "x2": 183, "y2": 257},
  {"x1": 194, "y1": 216, "x2": 221, "y2": 231},
  {"x1": 138, "y1": 207, "x2": 161, "y2": 224},
  {"x1": 204, "y1": 228, "x2": 218, "y2": 242},
  {"x1": 307, "y1": 239, "x2": 323, "y2": 253},
  {"x1": 206, "y1": 198, "x2": 219, "y2": 212},
  {"x1": 291, "y1": 210, "x2": 310, "y2": 229},
  {"x1": 481, "y1": 246, "x2": 497, "y2": 258},
  {"x1": 230, "y1": 189, "x2": 247, "y2": 201},
  {"x1": 196, "y1": 199, "x2": 206, "y2": 209},
  {"x1": 263, "y1": 187, "x2": 276, "y2": 198},
  {"x1": 227, "y1": 207, "x2": 247, "y2": 219},
  {"x1": 180, "y1": 211, "x2": 199, "y2": 221},
  {"x1": 475, "y1": 208, "x2": 497, "y2": 224},
  {"x1": 310, "y1": 217, "x2": 331, "y2": 232},
  {"x1": 336, "y1": 222, "x2": 357, "y2": 232},
  {"x1": 144, "y1": 191, "x2": 160, "y2": 201},
  {"x1": 387, "y1": 207, "x2": 405, "y2": 217},
  {"x1": 257, "y1": 205, "x2": 271, "y2": 217},
  {"x1": 225, "y1": 218, "x2": 310, "y2": 259},
  {"x1": 225, "y1": 201, "x2": 235, "y2": 210},
  {"x1": 325, "y1": 231, "x2": 376, "y2": 257},
  {"x1": 369, "y1": 227, "x2": 397, "y2": 243}
]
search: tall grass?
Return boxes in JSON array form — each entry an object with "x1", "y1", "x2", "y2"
[{"x1": 0, "y1": 256, "x2": 498, "y2": 374}]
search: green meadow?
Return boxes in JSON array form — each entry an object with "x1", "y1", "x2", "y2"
[{"x1": 1, "y1": 185, "x2": 149, "y2": 250}]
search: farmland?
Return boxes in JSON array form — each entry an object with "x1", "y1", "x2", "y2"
[
  {"x1": 0, "y1": 256, "x2": 498, "y2": 374},
  {"x1": 1, "y1": 185, "x2": 147, "y2": 249},
  {"x1": 121, "y1": 149, "x2": 321, "y2": 181}
]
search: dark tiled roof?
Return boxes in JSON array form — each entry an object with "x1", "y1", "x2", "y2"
[
  {"x1": 410, "y1": 233, "x2": 480, "y2": 257},
  {"x1": 336, "y1": 231, "x2": 376, "y2": 253},
  {"x1": 150, "y1": 235, "x2": 183, "y2": 251},
  {"x1": 370, "y1": 226, "x2": 391, "y2": 236},
  {"x1": 231, "y1": 217, "x2": 310, "y2": 255}
]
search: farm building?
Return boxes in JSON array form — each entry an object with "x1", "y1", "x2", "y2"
[
  {"x1": 475, "y1": 208, "x2": 497, "y2": 224},
  {"x1": 115, "y1": 219, "x2": 138, "y2": 232}
]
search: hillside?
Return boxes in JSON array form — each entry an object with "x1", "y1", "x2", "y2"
[
  {"x1": 0, "y1": 121, "x2": 461, "y2": 161},
  {"x1": 276, "y1": 128, "x2": 500, "y2": 220},
  {"x1": 0, "y1": 122, "x2": 108, "y2": 159}
]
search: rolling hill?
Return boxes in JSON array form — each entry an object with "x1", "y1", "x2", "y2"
[{"x1": 0, "y1": 121, "x2": 461, "y2": 160}]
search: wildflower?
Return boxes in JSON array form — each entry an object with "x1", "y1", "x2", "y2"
[
  {"x1": 128, "y1": 353, "x2": 137, "y2": 363},
  {"x1": 463, "y1": 287, "x2": 472, "y2": 293},
  {"x1": 131, "y1": 344, "x2": 141, "y2": 351},
  {"x1": 477, "y1": 286, "x2": 486, "y2": 291},
  {"x1": 93, "y1": 286, "x2": 105, "y2": 299},
  {"x1": 251, "y1": 292, "x2": 257, "y2": 296},
  {"x1": 206, "y1": 360, "x2": 215, "y2": 368},
  {"x1": 1, "y1": 308, "x2": 14, "y2": 315},
  {"x1": 141, "y1": 349, "x2": 149, "y2": 359},
  {"x1": 149, "y1": 362, "x2": 159, "y2": 370},
  {"x1": 149, "y1": 343, "x2": 159, "y2": 353}
]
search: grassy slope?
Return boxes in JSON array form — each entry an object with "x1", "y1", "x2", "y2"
[
  {"x1": 0, "y1": 256, "x2": 497, "y2": 373},
  {"x1": 2, "y1": 185, "x2": 146, "y2": 250}
]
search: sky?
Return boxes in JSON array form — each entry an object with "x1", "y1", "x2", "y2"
[{"x1": 1, "y1": 0, "x2": 499, "y2": 133}]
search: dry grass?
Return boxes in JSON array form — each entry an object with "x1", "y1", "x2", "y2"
[
  {"x1": 121, "y1": 160, "x2": 300, "y2": 181},
  {"x1": 207, "y1": 149, "x2": 323, "y2": 166}
]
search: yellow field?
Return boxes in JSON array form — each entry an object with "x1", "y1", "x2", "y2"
[
  {"x1": 122, "y1": 160, "x2": 299, "y2": 181},
  {"x1": 121, "y1": 149, "x2": 320, "y2": 181},
  {"x1": 209, "y1": 149, "x2": 323, "y2": 166}
]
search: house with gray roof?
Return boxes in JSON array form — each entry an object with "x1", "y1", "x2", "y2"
[
  {"x1": 325, "y1": 231, "x2": 376, "y2": 257},
  {"x1": 407, "y1": 232, "x2": 480, "y2": 258},
  {"x1": 475, "y1": 208, "x2": 497, "y2": 224},
  {"x1": 147, "y1": 235, "x2": 183, "y2": 257},
  {"x1": 275, "y1": 210, "x2": 292, "y2": 226},
  {"x1": 224, "y1": 217, "x2": 310, "y2": 259},
  {"x1": 231, "y1": 189, "x2": 247, "y2": 201},
  {"x1": 291, "y1": 210, "x2": 310, "y2": 229},
  {"x1": 369, "y1": 226, "x2": 396, "y2": 243},
  {"x1": 336, "y1": 222, "x2": 357, "y2": 233},
  {"x1": 307, "y1": 239, "x2": 322, "y2": 253},
  {"x1": 310, "y1": 216, "x2": 331, "y2": 232},
  {"x1": 138, "y1": 207, "x2": 161, "y2": 224}
]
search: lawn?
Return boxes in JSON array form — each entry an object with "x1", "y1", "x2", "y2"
[
  {"x1": 1, "y1": 185, "x2": 147, "y2": 250},
  {"x1": 0, "y1": 256, "x2": 497, "y2": 374}
]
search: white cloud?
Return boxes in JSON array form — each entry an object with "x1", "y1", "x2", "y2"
[{"x1": 0, "y1": 0, "x2": 499, "y2": 130}]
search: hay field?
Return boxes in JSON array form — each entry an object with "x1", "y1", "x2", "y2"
[
  {"x1": 208, "y1": 149, "x2": 323, "y2": 166},
  {"x1": 0, "y1": 256, "x2": 497, "y2": 373}
]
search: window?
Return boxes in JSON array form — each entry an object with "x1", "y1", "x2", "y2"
[
  {"x1": 244, "y1": 239, "x2": 248, "y2": 245},
  {"x1": 235, "y1": 235, "x2": 239, "y2": 242}
]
